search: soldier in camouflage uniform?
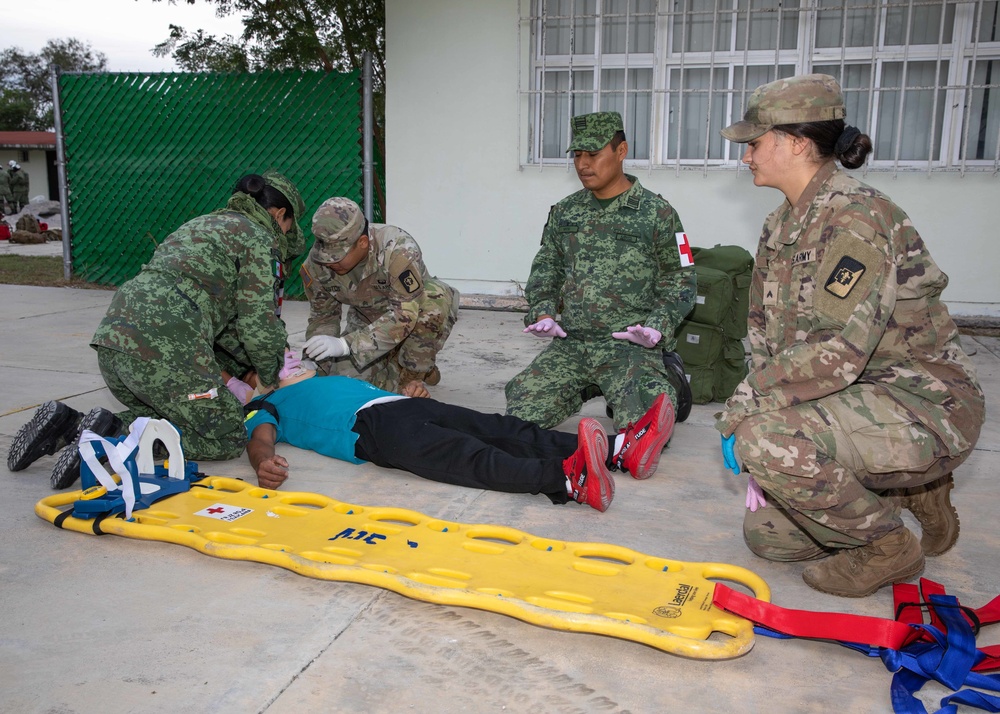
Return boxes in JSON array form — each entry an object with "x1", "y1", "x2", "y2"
[
  {"x1": 299, "y1": 197, "x2": 458, "y2": 394},
  {"x1": 9, "y1": 162, "x2": 28, "y2": 212},
  {"x1": 0, "y1": 162, "x2": 13, "y2": 214},
  {"x1": 505, "y1": 111, "x2": 697, "y2": 480},
  {"x1": 717, "y1": 75, "x2": 985, "y2": 597},
  {"x1": 6, "y1": 172, "x2": 306, "y2": 490}
]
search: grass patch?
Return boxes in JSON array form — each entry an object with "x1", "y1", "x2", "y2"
[{"x1": 0, "y1": 255, "x2": 112, "y2": 289}]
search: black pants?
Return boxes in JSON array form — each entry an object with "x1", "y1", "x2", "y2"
[{"x1": 352, "y1": 399, "x2": 575, "y2": 504}]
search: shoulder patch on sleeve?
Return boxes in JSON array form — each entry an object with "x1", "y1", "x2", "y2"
[
  {"x1": 299, "y1": 262, "x2": 313, "y2": 291},
  {"x1": 399, "y1": 268, "x2": 423, "y2": 295},
  {"x1": 814, "y1": 229, "x2": 887, "y2": 325}
]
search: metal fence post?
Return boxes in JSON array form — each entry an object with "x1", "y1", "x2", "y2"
[
  {"x1": 363, "y1": 51, "x2": 374, "y2": 222},
  {"x1": 50, "y1": 66, "x2": 71, "y2": 281}
]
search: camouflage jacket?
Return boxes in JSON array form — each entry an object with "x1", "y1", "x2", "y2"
[
  {"x1": 0, "y1": 169, "x2": 11, "y2": 201},
  {"x1": 525, "y1": 175, "x2": 696, "y2": 344},
  {"x1": 92, "y1": 204, "x2": 287, "y2": 387},
  {"x1": 9, "y1": 170, "x2": 27, "y2": 198},
  {"x1": 300, "y1": 224, "x2": 438, "y2": 369},
  {"x1": 717, "y1": 162, "x2": 984, "y2": 454}
]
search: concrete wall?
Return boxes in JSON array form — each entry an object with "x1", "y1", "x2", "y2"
[{"x1": 385, "y1": 0, "x2": 1000, "y2": 317}]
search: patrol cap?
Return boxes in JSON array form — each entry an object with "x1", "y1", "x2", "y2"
[
  {"x1": 263, "y1": 170, "x2": 305, "y2": 223},
  {"x1": 721, "y1": 74, "x2": 846, "y2": 143},
  {"x1": 566, "y1": 111, "x2": 625, "y2": 152},
  {"x1": 310, "y1": 197, "x2": 366, "y2": 264}
]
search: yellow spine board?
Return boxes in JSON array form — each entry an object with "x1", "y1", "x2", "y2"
[{"x1": 35, "y1": 477, "x2": 770, "y2": 659}]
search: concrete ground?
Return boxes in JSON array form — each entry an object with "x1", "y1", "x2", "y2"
[{"x1": 1, "y1": 283, "x2": 997, "y2": 714}]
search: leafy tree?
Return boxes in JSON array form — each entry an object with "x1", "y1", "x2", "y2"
[
  {"x1": 0, "y1": 39, "x2": 108, "y2": 130},
  {"x1": 150, "y1": 0, "x2": 386, "y2": 212}
]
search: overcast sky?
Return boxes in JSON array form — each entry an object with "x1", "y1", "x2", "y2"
[{"x1": 8, "y1": 0, "x2": 247, "y2": 71}]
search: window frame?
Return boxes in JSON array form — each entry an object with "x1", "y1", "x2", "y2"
[{"x1": 521, "y1": 0, "x2": 1000, "y2": 175}]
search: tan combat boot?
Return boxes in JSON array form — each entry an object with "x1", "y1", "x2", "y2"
[
  {"x1": 801, "y1": 528, "x2": 924, "y2": 598},
  {"x1": 894, "y1": 473, "x2": 960, "y2": 557}
]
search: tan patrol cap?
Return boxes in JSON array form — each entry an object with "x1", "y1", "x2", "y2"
[
  {"x1": 310, "y1": 197, "x2": 366, "y2": 264},
  {"x1": 721, "y1": 74, "x2": 846, "y2": 143}
]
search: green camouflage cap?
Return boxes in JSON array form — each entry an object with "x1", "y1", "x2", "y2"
[
  {"x1": 262, "y1": 169, "x2": 306, "y2": 258},
  {"x1": 721, "y1": 74, "x2": 846, "y2": 143},
  {"x1": 310, "y1": 197, "x2": 366, "y2": 264},
  {"x1": 566, "y1": 111, "x2": 625, "y2": 152}
]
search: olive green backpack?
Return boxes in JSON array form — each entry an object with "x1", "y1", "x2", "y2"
[{"x1": 673, "y1": 245, "x2": 753, "y2": 404}]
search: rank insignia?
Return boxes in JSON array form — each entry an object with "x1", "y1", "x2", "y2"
[{"x1": 824, "y1": 256, "x2": 866, "y2": 299}]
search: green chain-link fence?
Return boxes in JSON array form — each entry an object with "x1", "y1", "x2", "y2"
[{"x1": 58, "y1": 70, "x2": 374, "y2": 296}]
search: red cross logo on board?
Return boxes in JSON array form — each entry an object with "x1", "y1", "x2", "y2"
[
  {"x1": 675, "y1": 233, "x2": 694, "y2": 267},
  {"x1": 207, "y1": 507, "x2": 225, "y2": 514}
]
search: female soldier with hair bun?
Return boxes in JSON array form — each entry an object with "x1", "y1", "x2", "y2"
[
  {"x1": 715, "y1": 75, "x2": 984, "y2": 598},
  {"x1": 7, "y1": 170, "x2": 307, "y2": 490}
]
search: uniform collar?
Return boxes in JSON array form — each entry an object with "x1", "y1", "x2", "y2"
[{"x1": 586, "y1": 174, "x2": 643, "y2": 211}]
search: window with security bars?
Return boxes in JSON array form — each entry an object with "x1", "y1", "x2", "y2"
[{"x1": 522, "y1": 0, "x2": 1000, "y2": 173}]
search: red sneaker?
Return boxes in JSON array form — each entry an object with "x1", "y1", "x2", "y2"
[
  {"x1": 613, "y1": 394, "x2": 675, "y2": 480},
  {"x1": 563, "y1": 418, "x2": 615, "y2": 512}
]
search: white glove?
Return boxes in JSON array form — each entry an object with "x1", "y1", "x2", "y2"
[
  {"x1": 303, "y1": 335, "x2": 350, "y2": 360},
  {"x1": 523, "y1": 317, "x2": 567, "y2": 338},
  {"x1": 612, "y1": 324, "x2": 662, "y2": 348},
  {"x1": 746, "y1": 476, "x2": 768, "y2": 512}
]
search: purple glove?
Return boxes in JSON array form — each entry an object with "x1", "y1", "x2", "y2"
[
  {"x1": 225, "y1": 376, "x2": 254, "y2": 405},
  {"x1": 278, "y1": 350, "x2": 302, "y2": 380},
  {"x1": 746, "y1": 476, "x2": 768, "y2": 512},
  {"x1": 612, "y1": 324, "x2": 662, "y2": 348},
  {"x1": 523, "y1": 317, "x2": 567, "y2": 338}
]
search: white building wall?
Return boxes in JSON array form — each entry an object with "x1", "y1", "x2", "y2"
[{"x1": 385, "y1": 0, "x2": 1000, "y2": 317}]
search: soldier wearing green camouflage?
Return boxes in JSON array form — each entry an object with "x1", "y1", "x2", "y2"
[
  {"x1": 0, "y1": 162, "x2": 13, "y2": 213},
  {"x1": 300, "y1": 197, "x2": 458, "y2": 393},
  {"x1": 505, "y1": 111, "x2": 697, "y2": 436},
  {"x1": 8, "y1": 162, "x2": 27, "y2": 212},
  {"x1": 90, "y1": 171, "x2": 306, "y2": 462},
  {"x1": 718, "y1": 74, "x2": 985, "y2": 597}
]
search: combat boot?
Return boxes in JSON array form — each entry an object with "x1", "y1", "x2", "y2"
[
  {"x1": 564, "y1": 418, "x2": 615, "y2": 512},
  {"x1": 894, "y1": 473, "x2": 960, "y2": 556},
  {"x1": 7, "y1": 401, "x2": 84, "y2": 472},
  {"x1": 611, "y1": 393, "x2": 675, "y2": 480},
  {"x1": 662, "y1": 351, "x2": 692, "y2": 423},
  {"x1": 49, "y1": 407, "x2": 124, "y2": 490},
  {"x1": 802, "y1": 528, "x2": 924, "y2": 598}
]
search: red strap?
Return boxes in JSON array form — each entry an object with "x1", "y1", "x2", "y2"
[
  {"x1": 973, "y1": 645, "x2": 1000, "y2": 672},
  {"x1": 713, "y1": 584, "x2": 920, "y2": 650},
  {"x1": 894, "y1": 583, "x2": 924, "y2": 627}
]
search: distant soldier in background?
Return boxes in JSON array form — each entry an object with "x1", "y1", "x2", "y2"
[
  {"x1": 9, "y1": 162, "x2": 28, "y2": 212},
  {"x1": 300, "y1": 197, "x2": 458, "y2": 395},
  {"x1": 0, "y1": 161, "x2": 13, "y2": 214}
]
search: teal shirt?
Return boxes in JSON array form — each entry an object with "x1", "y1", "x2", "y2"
[{"x1": 244, "y1": 375, "x2": 402, "y2": 464}]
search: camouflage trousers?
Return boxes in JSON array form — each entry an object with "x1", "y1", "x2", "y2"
[
  {"x1": 505, "y1": 337, "x2": 677, "y2": 431},
  {"x1": 736, "y1": 383, "x2": 980, "y2": 561},
  {"x1": 96, "y1": 346, "x2": 248, "y2": 461},
  {"x1": 318, "y1": 278, "x2": 459, "y2": 392}
]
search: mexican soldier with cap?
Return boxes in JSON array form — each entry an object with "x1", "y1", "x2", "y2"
[
  {"x1": 717, "y1": 74, "x2": 984, "y2": 597},
  {"x1": 300, "y1": 198, "x2": 458, "y2": 394},
  {"x1": 7, "y1": 171, "x2": 307, "y2": 490},
  {"x1": 504, "y1": 111, "x2": 697, "y2": 482}
]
